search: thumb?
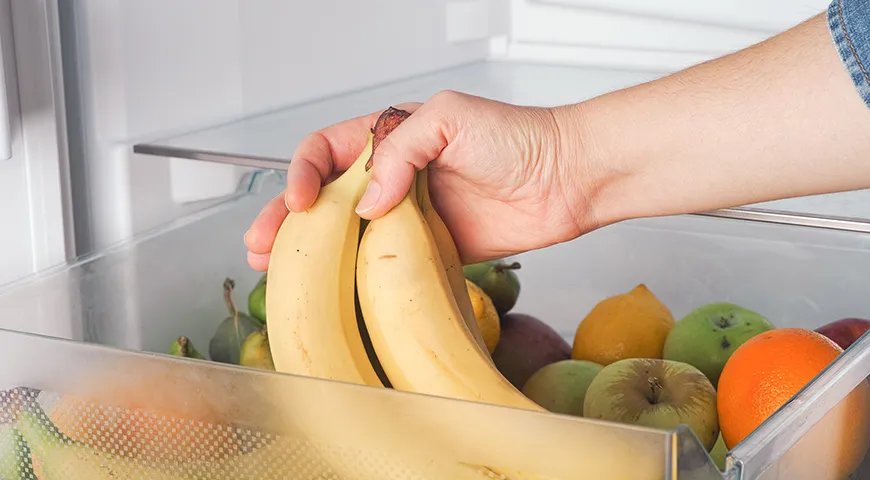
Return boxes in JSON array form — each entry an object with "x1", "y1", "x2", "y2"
[{"x1": 355, "y1": 105, "x2": 452, "y2": 218}]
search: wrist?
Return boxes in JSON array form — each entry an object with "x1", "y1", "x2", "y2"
[{"x1": 548, "y1": 101, "x2": 622, "y2": 234}]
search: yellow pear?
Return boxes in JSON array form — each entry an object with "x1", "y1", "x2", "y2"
[{"x1": 466, "y1": 279, "x2": 501, "y2": 353}]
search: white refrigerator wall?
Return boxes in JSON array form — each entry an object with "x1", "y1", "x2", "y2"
[
  {"x1": 61, "y1": 0, "x2": 835, "y2": 257},
  {"x1": 501, "y1": 0, "x2": 829, "y2": 70},
  {"x1": 0, "y1": 0, "x2": 73, "y2": 289},
  {"x1": 61, "y1": 0, "x2": 505, "y2": 254}
]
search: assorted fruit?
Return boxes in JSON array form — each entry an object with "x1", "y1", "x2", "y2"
[
  {"x1": 2, "y1": 105, "x2": 868, "y2": 478},
  {"x1": 163, "y1": 277, "x2": 276, "y2": 372},
  {"x1": 171, "y1": 107, "x2": 870, "y2": 476},
  {"x1": 506, "y1": 282, "x2": 870, "y2": 475}
]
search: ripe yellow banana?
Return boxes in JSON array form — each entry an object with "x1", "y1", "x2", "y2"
[
  {"x1": 265, "y1": 127, "x2": 383, "y2": 388},
  {"x1": 356, "y1": 169, "x2": 544, "y2": 412},
  {"x1": 266, "y1": 107, "x2": 553, "y2": 480},
  {"x1": 416, "y1": 167, "x2": 490, "y2": 357}
]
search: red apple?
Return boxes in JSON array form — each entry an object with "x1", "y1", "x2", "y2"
[{"x1": 815, "y1": 318, "x2": 870, "y2": 350}]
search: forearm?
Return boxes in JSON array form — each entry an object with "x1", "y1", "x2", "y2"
[{"x1": 565, "y1": 12, "x2": 870, "y2": 227}]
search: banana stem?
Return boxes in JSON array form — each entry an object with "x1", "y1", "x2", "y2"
[{"x1": 365, "y1": 107, "x2": 412, "y2": 171}]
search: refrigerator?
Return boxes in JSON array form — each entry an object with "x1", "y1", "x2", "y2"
[{"x1": 0, "y1": 1, "x2": 868, "y2": 478}]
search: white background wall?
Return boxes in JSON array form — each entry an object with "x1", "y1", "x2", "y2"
[
  {"x1": 59, "y1": 0, "x2": 834, "y2": 256},
  {"x1": 502, "y1": 0, "x2": 830, "y2": 70},
  {"x1": 61, "y1": 0, "x2": 506, "y2": 255}
]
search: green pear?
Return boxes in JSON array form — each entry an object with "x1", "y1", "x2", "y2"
[
  {"x1": 210, "y1": 278, "x2": 261, "y2": 365},
  {"x1": 248, "y1": 273, "x2": 267, "y2": 325},
  {"x1": 663, "y1": 302, "x2": 775, "y2": 388},
  {"x1": 583, "y1": 358, "x2": 720, "y2": 452},
  {"x1": 521, "y1": 359, "x2": 604, "y2": 417},
  {"x1": 239, "y1": 327, "x2": 275, "y2": 371},
  {"x1": 463, "y1": 259, "x2": 521, "y2": 316},
  {"x1": 168, "y1": 335, "x2": 206, "y2": 360}
]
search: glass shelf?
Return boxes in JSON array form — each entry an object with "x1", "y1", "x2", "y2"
[{"x1": 134, "y1": 60, "x2": 870, "y2": 232}]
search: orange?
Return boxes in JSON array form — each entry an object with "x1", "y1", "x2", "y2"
[
  {"x1": 718, "y1": 328, "x2": 870, "y2": 478},
  {"x1": 572, "y1": 284, "x2": 674, "y2": 366}
]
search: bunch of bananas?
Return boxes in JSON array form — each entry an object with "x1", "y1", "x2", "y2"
[
  {"x1": 264, "y1": 107, "x2": 551, "y2": 479},
  {"x1": 266, "y1": 106, "x2": 541, "y2": 410},
  {"x1": 0, "y1": 108, "x2": 657, "y2": 480}
]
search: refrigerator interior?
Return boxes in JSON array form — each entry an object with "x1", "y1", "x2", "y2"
[
  {"x1": 56, "y1": 0, "x2": 870, "y2": 262},
  {"x1": 0, "y1": 167, "x2": 869, "y2": 478},
  {"x1": 0, "y1": 1, "x2": 868, "y2": 479}
]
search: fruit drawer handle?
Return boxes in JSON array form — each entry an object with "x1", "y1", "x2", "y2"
[{"x1": 0, "y1": 28, "x2": 11, "y2": 160}]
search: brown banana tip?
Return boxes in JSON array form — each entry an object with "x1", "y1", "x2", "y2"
[{"x1": 366, "y1": 106, "x2": 412, "y2": 171}]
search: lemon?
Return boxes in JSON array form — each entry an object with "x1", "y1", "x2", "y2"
[{"x1": 572, "y1": 284, "x2": 674, "y2": 366}]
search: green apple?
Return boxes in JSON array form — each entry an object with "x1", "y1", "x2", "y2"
[
  {"x1": 583, "y1": 358, "x2": 719, "y2": 451},
  {"x1": 662, "y1": 302, "x2": 774, "y2": 388},
  {"x1": 521, "y1": 359, "x2": 604, "y2": 417}
]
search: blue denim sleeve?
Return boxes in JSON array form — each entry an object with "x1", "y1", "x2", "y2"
[{"x1": 828, "y1": 0, "x2": 870, "y2": 108}]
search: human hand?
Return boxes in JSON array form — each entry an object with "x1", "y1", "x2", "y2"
[{"x1": 244, "y1": 91, "x2": 595, "y2": 272}]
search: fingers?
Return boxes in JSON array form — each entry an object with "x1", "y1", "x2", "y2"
[
  {"x1": 285, "y1": 102, "x2": 422, "y2": 213},
  {"x1": 284, "y1": 158, "x2": 329, "y2": 213},
  {"x1": 247, "y1": 100, "x2": 440, "y2": 272},
  {"x1": 245, "y1": 192, "x2": 289, "y2": 255},
  {"x1": 284, "y1": 116, "x2": 369, "y2": 213},
  {"x1": 248, "y1": 251, "x2": 271, "y2": 272},
  {"x1": 355, "y1": 97, "x2": 457, "y2": 219}
]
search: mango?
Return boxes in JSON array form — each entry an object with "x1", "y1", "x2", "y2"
[{"x1": 492, "y1": 313, "x2": 571, "y2": 389}]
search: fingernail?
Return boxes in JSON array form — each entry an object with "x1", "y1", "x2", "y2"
[
  {"x1": 244, "y1": 229, "x2": 253, "y2": 245},
  {"x1": 284, "y1": 191, "x2": 298, "y2": 213},
  {"x1": 355, "y1": 181, "x2": 381, "y2": 214}
]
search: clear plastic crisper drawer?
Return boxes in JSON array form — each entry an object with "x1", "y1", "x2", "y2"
[{"x1": 0, "y1": 171, "x2": 867, "y2": 479}]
